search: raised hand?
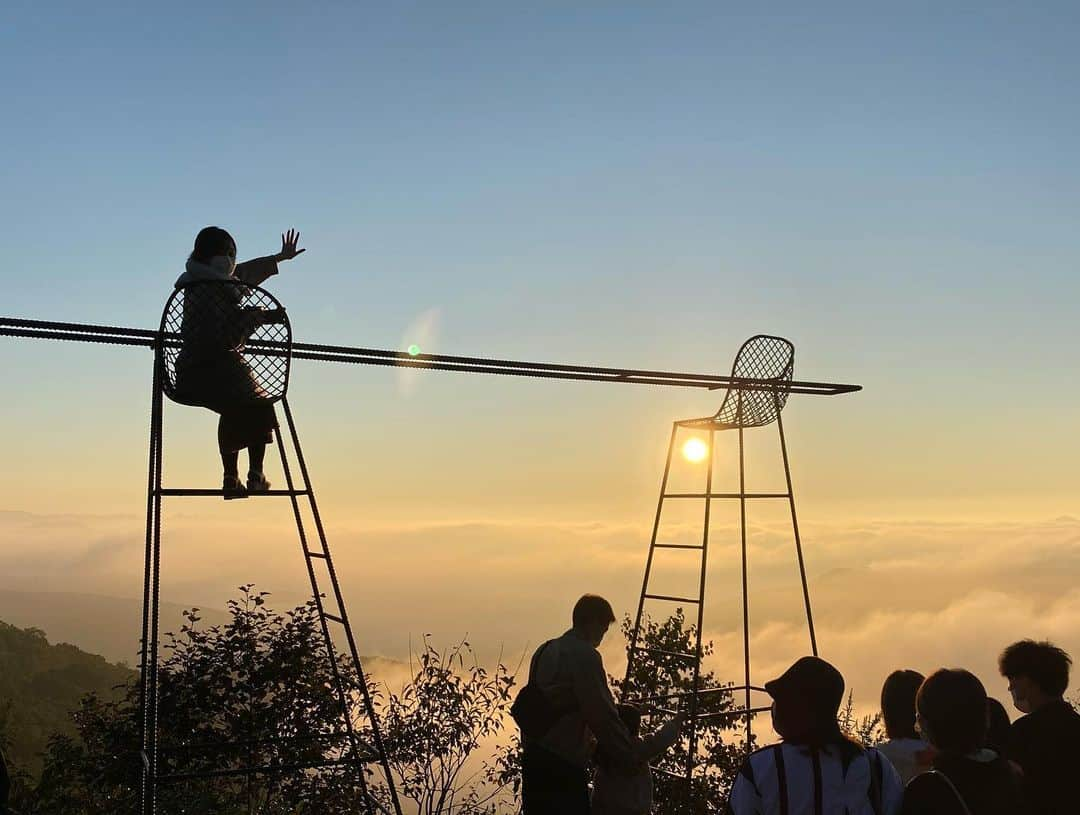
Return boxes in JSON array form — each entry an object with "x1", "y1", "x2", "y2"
[{"x1": 276, "y1": 228, "x2": 306, "y2": 262}]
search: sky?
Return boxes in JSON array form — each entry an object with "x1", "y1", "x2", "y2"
[{"x1": 2, "y1": 2, "x2": 1079, "y2": 720}]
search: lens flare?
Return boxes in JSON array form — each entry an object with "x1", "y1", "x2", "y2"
[
  {"x1": 407, "y1": 344, "x2": 421, "y2": 356},
  {"x1": 682, "y1": 438, "x2": 709, "y2": 462}
]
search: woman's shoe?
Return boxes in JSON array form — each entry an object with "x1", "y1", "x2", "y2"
[
  {"x1": 223, "y1": 474, "x2": 248, "y2": 500},
  {"x1": 247, "y1": 471, "x2": 271, "y2": 494}
]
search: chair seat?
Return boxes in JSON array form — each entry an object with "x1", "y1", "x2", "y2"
[
  {"x1": 676, "y1": 415, "x2": 741, "y2": 431},
  {"x1": 684, "y1": 336, "x2": 795, "y2": 430},
  {"x1": 160, "y1": 280, "x2": 291, "y2": 407}
]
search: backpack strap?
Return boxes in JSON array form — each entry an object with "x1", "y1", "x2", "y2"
[
  {"x1": 867, "y1": 749, "x2": 884, "y2": 815},
  {"x1": 527, "y1": 639, "x2": 555, "y2": 681},
  {"x1": 772, "y1": 745, "x2": 789, "y2": 815},
  {"x1": 927, "y1": 770, "x2": 973, "y2": 815}
]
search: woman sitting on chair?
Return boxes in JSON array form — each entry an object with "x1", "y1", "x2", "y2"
[{"x1": 173, "y1": 226, "x2": 305, "y2": 499}]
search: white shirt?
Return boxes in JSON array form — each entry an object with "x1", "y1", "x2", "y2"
[
  {"x1": 591, "y1": 716, "x2": 682, "y2": 814},
  {"x1": 727, "y1": 741, "x2": 904, "y2": 815},
  {"x1": 877, "y1": 737, "x2": 932, "y2": 785}
]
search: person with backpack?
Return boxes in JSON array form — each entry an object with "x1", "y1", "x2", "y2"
[
  {"x1": 901, "y1": 669, "x2": 1027, "y2": 815},
  {"x1": 516, "y1": 594, "x2": 638, "y2": 815},
  {"x1": 727, "y1": 656, "x2": 904, "y2": 815}
]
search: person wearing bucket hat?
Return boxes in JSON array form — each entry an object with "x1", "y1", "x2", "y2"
[
  {"x1": 766, "y1": 656, "x2": 847, "y2": 744},
  {"x1": 727, "y1": 656, "x2": 904, "y2": 815}
]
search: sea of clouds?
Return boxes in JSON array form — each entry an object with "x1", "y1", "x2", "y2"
[{"x1": 2, "y1": 508, "x2": 1078, "y2": 717}]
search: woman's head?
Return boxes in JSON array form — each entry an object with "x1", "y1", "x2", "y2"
[
  {"x1": 916, "y1": 668, "x2": 987, "y2": 755},
  {"x1": 190, "y1": 226, "x2": 237, "y2": 274},
  {"x1": 881, "y1": 669, "x2": 925, "y2": 740}
]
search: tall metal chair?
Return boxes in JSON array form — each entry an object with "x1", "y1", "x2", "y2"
[
  {"x1": 622, "y1": 335, "x2": 817, "y2": 797},
  {"x1": 160, "y1": 279, "x2": 291, "y2": 409},
  {"x1": 139, "y1": 280, "x2": 402, "y2": 815}
]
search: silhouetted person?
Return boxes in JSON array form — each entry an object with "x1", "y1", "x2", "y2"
[
  {"x1": 521, "y1": 594, "x2": 637, "y2": 815},
  {"x1": 727, "y1": 656, "x2": 903, "y2": 814},
  {"x1": 879, "y1": 669, "x2": 934, "y2": 784},
  {"x1": 984, "y1": 697, "x2": 1012, "y2": 759},
  {"x1": 591, "y1": 703, "x2": 684, "y2": 815},
  {"x1": 174, "y1": 226, "x2": 304, "y2": 498},
  {"x1": 998, "y1": 640, "x2": 1080, "y2": 815},
  {"x1": 901, "y1": 668, "x2": 1027, "y2": 815}
]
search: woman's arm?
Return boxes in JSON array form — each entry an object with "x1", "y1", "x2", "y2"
[{"x1": 235, "y1": 229, "x2": 305, "y2": 286}]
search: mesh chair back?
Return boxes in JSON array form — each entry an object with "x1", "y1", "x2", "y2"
[
  {"x1": 714, "y1": 335, "x2": 795, "y2": 428},
  {"x1": 159, "y1": 280, "x2": 291, "y2": 408}
]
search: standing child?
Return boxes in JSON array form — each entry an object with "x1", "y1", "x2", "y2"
[{"x1": 591, "y1": 704, "x2": 684, "y2": 815}]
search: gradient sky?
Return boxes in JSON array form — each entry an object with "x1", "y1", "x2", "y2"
[{"x1": 2, "y1": 3, "x2": 1079, "y2": 717}]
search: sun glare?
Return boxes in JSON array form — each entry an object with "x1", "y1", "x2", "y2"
[{"x1": 682, "y1": 438, "x2": 709, "y2": 463}]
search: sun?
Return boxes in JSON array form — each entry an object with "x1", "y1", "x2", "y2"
[{"x1": 682, "y1": 438, "x2": 709, "y2": 462}]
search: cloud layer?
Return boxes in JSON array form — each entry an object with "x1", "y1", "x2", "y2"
[{"x1": 2, "y1": 509, "x2": 1077, "y2": 716}]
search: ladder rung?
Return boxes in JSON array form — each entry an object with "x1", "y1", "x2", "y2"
[
  {"x1": 625, "y1": 685, "x2": 736, "y2": 705},
  {"x1": 159, "y1": 732, "x2": 354, "y2": 753},
  {"x1": 698, "y1": 705, "x2": 772, "y2": 720},
  {"x1": 157, "y1": 488, "x2": 310, "y2": 497},
  {"x1": 323, "y1": 613, "x2": 345, "y2": 624},
  {"x1": 305, "y1": 550, "x2": 328, "y2": 559},
  {"x1": 653, "y1": 543, "x2": 704, "y2": 550},
  {"x1": 653, "y1": 766, "x2": 690, "y2": 781},
  {"x1": 634, "y1": 646, "x2": 698, "y2": 662},
  {"x1": 643, "y1": 593, "x2": 700, "y2": 604},
  {"x1": 663, "y1": 492, "x2": 789, "y2": 499},
  {"x1": 156, "y1": 754, "x2": 377, "y2": 783}
]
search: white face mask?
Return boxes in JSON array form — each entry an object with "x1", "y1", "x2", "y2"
[{"x1": 209, "y1": 254, "x2": 237, "y2": 276}]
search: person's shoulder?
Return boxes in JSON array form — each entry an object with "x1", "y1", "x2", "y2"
[
  {"x1": 864, "y1": 745, "x2": 890, "y2": 762},
  {"x1": 558, "y1": 632, "x2": 599, "y2": 658},
  {"x1": 1009, "y1": 710, "x2": 1038, "y2": 737},
  {"x1": 732, "y1": 744, "x2": 782, "y2": 792},
  {"x1": 904, "y1": 770, "x2": 950, "y2": 803},
  {"x1": 1012, "y1": 702, "x2": 1080, "y2": 737},
  {"x1": 742, "y1": 742, "x2": 785, "y2": 771},
  {"x1": 1060, "y1": 701, "x2": 1080, "y2": 727}
]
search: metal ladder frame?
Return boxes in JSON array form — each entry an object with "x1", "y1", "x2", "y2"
[
  {"x1": 137, "y1": 345, "x2": 403, "y2": 815},
  {"x1": 622, "y1": 392, "x2": 817, "y2": 793}
]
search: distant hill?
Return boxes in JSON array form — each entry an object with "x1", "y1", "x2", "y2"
[
  {"x1": 0, "y1": 619, "x2": 133, "y2": 775},
  {"x1": 0, "y1": 589, "x2": 409, "y2": 682},
  {"x1": 0, "y1": 591, "x2": 411, "y2": 777},
  {"x1": 0, "y1": 588, "x2": 228, "y2": 665}
]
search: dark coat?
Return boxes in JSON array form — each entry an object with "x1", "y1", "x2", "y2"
[{"x1": 172, "y1": 256, "x2": 279, "y2": 412}]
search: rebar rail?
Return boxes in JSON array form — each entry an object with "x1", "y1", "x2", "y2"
[{"x1": 0, "y1": 316, "x2": 862, "y2": 395}]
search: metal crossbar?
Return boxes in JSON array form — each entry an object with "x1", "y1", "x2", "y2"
[{"x1": 0, "y1": 316, "x2": 862, "y2": 395}]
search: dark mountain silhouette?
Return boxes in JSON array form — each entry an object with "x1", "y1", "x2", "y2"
[
  {"x1": 0, "y1": 619, "x2": 132, "y2": 775},
  {"x1": 0, "y1": 590, "x2": 408, "y2": 681},
  {"x1": 0, "y1": 588, "x2": 228, "y2": 665}
]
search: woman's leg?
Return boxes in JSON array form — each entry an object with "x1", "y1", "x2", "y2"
[
  {"x1": 219, "y1": 417, "x2": 240, "y2": 478},
  {"x1": 248, "y1": 442, "x2": 267, "y2": 476}
]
